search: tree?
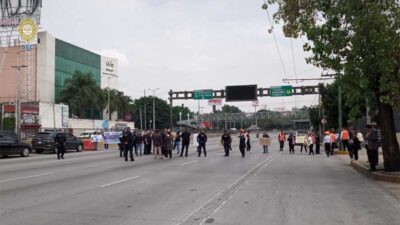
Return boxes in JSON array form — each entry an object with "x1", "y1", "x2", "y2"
[
  {"x1": 132, "y1": 96, "x2": 170, "y2": 129},
  {"x1": 59, "y1": 71, "x2": 106, "y2": 119},
  {"x1": 172, "y1": 105, "x2": 193, "y2": 126},
  {"x1": 221, "y1": 105, "x2": 242, "y2": 113},
  {"x1": 266, "y1": 0, "x2": 400, "y2": 171}
]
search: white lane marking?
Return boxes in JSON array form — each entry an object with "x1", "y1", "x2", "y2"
[
  {"x1": 181, "y1": 160, "x2": 198, "y2": 166},
  {"x1": 177, "y1": 154, "x2": 280, "y2": 225},
  {"x1": 0, "y1": 173, "x2": 53, "y2": 183},
  {"x1": 99, "y1": 176, "x2": 140, "y2": 188}
]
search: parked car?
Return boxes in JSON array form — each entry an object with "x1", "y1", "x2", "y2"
[
  {"x1": 78, "y1": 130, "x2": 96, "y2": 139},
  {"x1": 0, "y1": 132, "x2": 32, "y2": 157},
  {"x1": 295, "y1": 130, "x2": 308, "y2": 146},
  {"x1": 32, "y1": 132, "x2": 83, "y2": 153}
]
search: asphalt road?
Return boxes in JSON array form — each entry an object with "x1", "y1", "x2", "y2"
[{"x1": 1, "y1": 134, "x2": 399, "y2": 225}]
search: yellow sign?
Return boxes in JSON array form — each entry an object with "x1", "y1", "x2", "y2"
[{"x1": 17, "y1": 18, "x2": 38, "y2": 42}]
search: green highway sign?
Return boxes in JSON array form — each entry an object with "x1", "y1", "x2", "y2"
[
  {"x1": 269, "y1": 85, "x2": 293, "y2": 97},
  {"x1": 193, "y1": 89, "x2": 213, "y2": 100}
]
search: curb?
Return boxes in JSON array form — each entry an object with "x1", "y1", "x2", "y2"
[
  {"x1": 334, "y1": 150, "x2": 348, "y2": 155},
  {"x1": 350, "y1": 160, "x2": 400, "y2": 184}
]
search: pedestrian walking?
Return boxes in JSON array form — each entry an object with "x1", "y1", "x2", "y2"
[
  {"x1": 103, "y1": 131, "x2": 109, "y2": 150},
  {"x1": 323, "y1": 131, "x2": 332, "y2": 158},
  {"x1": 330, "y1": 129, "x2": 337, "y2": 155},
  {"x1": 197, "y1": 130, "x2": 208, "y2": 157},
  {"x1": 340, "y1": 127, "x2": 350, "y2": 151},
  {"x1": 143, "y1": 131, "x2": 152, "y2": 155},
  {"x1": 54, "y1": 132, "x2": 66, "y2": 160},
  {"x1": 300, "y1": 135, "x2": 308, "y2": 154},
  {"x1": 308, "y1": 133, "x2": 315, "y2": 155},
  {"x1": 260, "y1": 131, "x2": 270, "y2": 154},
  {"x1": 135, "y1": 132, "x2": 143, "y2": 156},
  {"x1": 287, "y1": 133, "x2": 295, "y2": 154},
  {"x1": 119, "y1": 131, "x2": 124, "y2": 157},
  {"x1": 174, "y1": 131, "x2": 181, "y2": 155},
  {"x1": 365, "y1": 123, "x2": 380, "y2": 171},
  {"x1": 221, "y1": 131, "x2": 232, "y2": 157},
  {"x1": 239, "y1": 130, "x2": 246, "y2": 157},
  {"x1": 164, "y1": 132, "x2": 174, "y2": 159},
  {"x1": 160, "y1": 129, "x2": 167, "y2": 158},
  {"x1": 278, "y1": 130, "x2": 285, "y2": 151},
  {"x1": 122, "y1": 127, "x2": 135, "y2": 162},
  {"x1": 315, "y1": 132, "x2": 321, "y2": 154},
  {"x1": 348, "y1": 128, "x2": 361, "y2": 160},
  {"x1": 152, "y1": 130, "x2": 163, "y2": 159},
  {"x1": 246, "y1": 131, "x2": 251, "y2": 152},
  {"x1": 180, "y1": 129, "x2": 191, "y2": 157}
]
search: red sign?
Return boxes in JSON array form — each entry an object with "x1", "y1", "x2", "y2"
[{"x1": 208, "y1": 99, "x2": 222, "y2": 106}]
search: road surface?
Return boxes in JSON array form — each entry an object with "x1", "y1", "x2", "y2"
[{"x1": 1, "y1": 134, "x2": 399, "y2": 225}]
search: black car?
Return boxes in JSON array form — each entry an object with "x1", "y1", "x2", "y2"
[
  {"x1": 32, "y1": 132, "x2": 83, "y2": 153},
  {"x1": 0, "y1": 132, "x2": 32, "y2": 157}
]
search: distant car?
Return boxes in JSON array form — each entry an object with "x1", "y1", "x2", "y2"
[
  {"x1": 295, "y1": 130, "x2": 308, "y2": 146},
  {"x1": 78, "y1": 130, "x2": 96, "y2": 139},
  {"x1": 0, "y1": 132, "x2": 32, "y2": 157},
  {"x1": 32, "y1": 132, "x2": 83, "y2": 153}
]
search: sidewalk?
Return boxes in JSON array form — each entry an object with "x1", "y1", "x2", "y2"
[{"x1": 336, "y1": 149, "x2": 400, "y2": 199}]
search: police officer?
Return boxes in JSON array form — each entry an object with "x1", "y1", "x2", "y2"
[
  {"x1": 221, "y1": 131, "x2": 232, "y2": 157},
  {"x1": 180, "y1": 128, "x2": 191, "y2": 157},
  {"x1": 54, "y1": 132, "x2": 66, "y2": 160},
  {"x1": 239, "y1": 130, "x2": 246, "y2": 157},
  {"x1": 197, "y1": 130, "x2": 208, "y2": 157},
  {"x1": 123, "y1": 127, "x2": 135, "y2": 162}
]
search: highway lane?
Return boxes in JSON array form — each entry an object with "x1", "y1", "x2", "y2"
[{"x1": 1, "y1": 134, "x2": 399, "y2": 225}]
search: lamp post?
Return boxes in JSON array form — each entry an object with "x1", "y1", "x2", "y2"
[
  {"x1": 148, "y1": 88, "x2": 159, "y2": 130},
  {"x1": 187, "y1": 113, "x2": 190, "y2": 127},
  {"x1": 11, "y1": 53, "x2": 27, "y2": 139},
  {"x1": 179, "y1": 111, "x2": 182, "y2": 130},
  {"x1": 102, "y1": 74, "x2": 118, "y2": 122}
]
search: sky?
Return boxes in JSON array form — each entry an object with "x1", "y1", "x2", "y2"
[{"x1": 40, "y1": 0, "x2": 328, "y2": 113}]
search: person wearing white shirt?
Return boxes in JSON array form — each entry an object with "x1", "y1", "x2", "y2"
[{"x1": 323, "y1": 132, "x2": 332, "y2": 158}]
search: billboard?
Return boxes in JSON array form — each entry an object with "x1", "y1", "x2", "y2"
[
  {"x1": 208, "y1": 99, "x2": 222, "y2": 106},
  {"x1": 101, "y1": 56, "x2": 118, "y2": 77},
  {"x1": 225, "y1": 85, "x2": 258, "y2": 102}
]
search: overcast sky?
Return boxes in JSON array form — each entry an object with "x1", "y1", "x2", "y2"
[{"x1": 41, "y1": 0, "x2": 327, "y2": 113}]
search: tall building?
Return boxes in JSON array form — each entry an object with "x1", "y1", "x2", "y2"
[{"x1": 0, "y1": 31, "x2": 119, "y2": 119}]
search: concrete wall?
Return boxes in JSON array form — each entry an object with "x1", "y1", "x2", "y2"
[
  {"x1": 36, "y1": 31, "x2": 55, "y2": 103},
  {"x1": 0, "y1": 46, "x2": 38, "y2": 103}
]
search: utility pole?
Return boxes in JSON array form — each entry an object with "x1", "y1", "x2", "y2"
[
  {"x1": 11, "y1": 52, "x2": 27, "y2": 139},
  {"x1": 148, "y1": 88, "x2": 159, "y2": 130}
]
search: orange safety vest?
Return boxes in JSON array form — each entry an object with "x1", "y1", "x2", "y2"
[
  {"x1": 279, "y1": 133, "x2": 285, "y2": 141},
  {"x1": 330, "y1": 133, "x2": 336, "y2": 143},
  {"x1": 341, "y1": 130, "x2": 349, "y2": 140}
]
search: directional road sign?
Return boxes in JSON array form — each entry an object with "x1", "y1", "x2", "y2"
[
  {"x1": 269, "y1": 85, "x2": 293, "y2": 97},
  {"x1": 193, "y1": 89, "x2": 213, "y2": 100}
]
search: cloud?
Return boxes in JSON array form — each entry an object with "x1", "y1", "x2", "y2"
[{"x1": 97, "y1": 49, "x2": 131, "y2": 66}]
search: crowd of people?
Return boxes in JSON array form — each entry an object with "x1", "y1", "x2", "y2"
[{"x1": 59, "y1": 123, "x2": 382, "y2": 172}]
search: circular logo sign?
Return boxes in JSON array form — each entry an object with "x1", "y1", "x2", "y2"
[{"x1": 18, "y1": 18, "x2": 38, "y2": 42}]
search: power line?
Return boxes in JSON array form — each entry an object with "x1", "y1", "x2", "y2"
[{"x1": 262, "y1": 1, "x2": 287, "y2": 78}]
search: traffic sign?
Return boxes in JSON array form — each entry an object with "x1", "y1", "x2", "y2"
[
  {"x1": 269, "y1": 85, "x2": 293, "y2": 97},
  {"x1": 193, "y1": 89, "x2": 213, "y2": 100},
  {"x1": 17, "y1": 18, "x2": 38, "y2": 42}
]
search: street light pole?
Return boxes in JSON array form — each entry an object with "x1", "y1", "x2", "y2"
[
  {"x1": 148, "y1": 88, "x2": 159, "y2": 130},
  {"x1": 179, "y1": 111, "x2": 182, "y2": 130},
  {"x1": 11, "y1": 53, "x2": 27, "y2": 139}
]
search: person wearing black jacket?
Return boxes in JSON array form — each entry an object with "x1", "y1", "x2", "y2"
[
  {"x1": 122, "y1": 127, "x2": 135, "y2": 161},
  {"x1": 135, "y1": 132, "x2": 143, "y2": 156},
  {"x1": 180, "y1": 129, "x2": 191, "y2": 157},
  {"x1": 315, "y1": 132, "x2": 321, "y2": 154},
  {"x1": 119, "y1": 132, "x2": 124, "y2": 157},
  {"x1": 54, "y1": 132, "x2": 66, "y2": 160},
  {"x1": 365, "y1": 123, "x2": 380, "y2": 171},
  {"x1": 221, "y1": 131, "x2": 232, "y2": 157},
  {"x1": 197, "y1": 130, "x2": 208, "y2": 157},
  {"x1": 239, "y1": 130, "x2": 246, "y2": 157}
]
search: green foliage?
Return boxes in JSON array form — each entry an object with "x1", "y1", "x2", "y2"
[
  {"x1": 308, "y1": 105, "x2": 320, "y2": 132},
  {"x1": 132, "y1": 96, "x2": 170, "y2": 129},
  {"x1": 172, "y1": 105, "x2": 194, "y2": 126},
  {"x1": 1, "y1": 117, "x2": 15, "y2": 130},
  {"x1": 221, "y1": 105, "x2": 242, "y2": 113},
  {"x1": 59, "y1": 71, "x2": 106, "y2": 119}
]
